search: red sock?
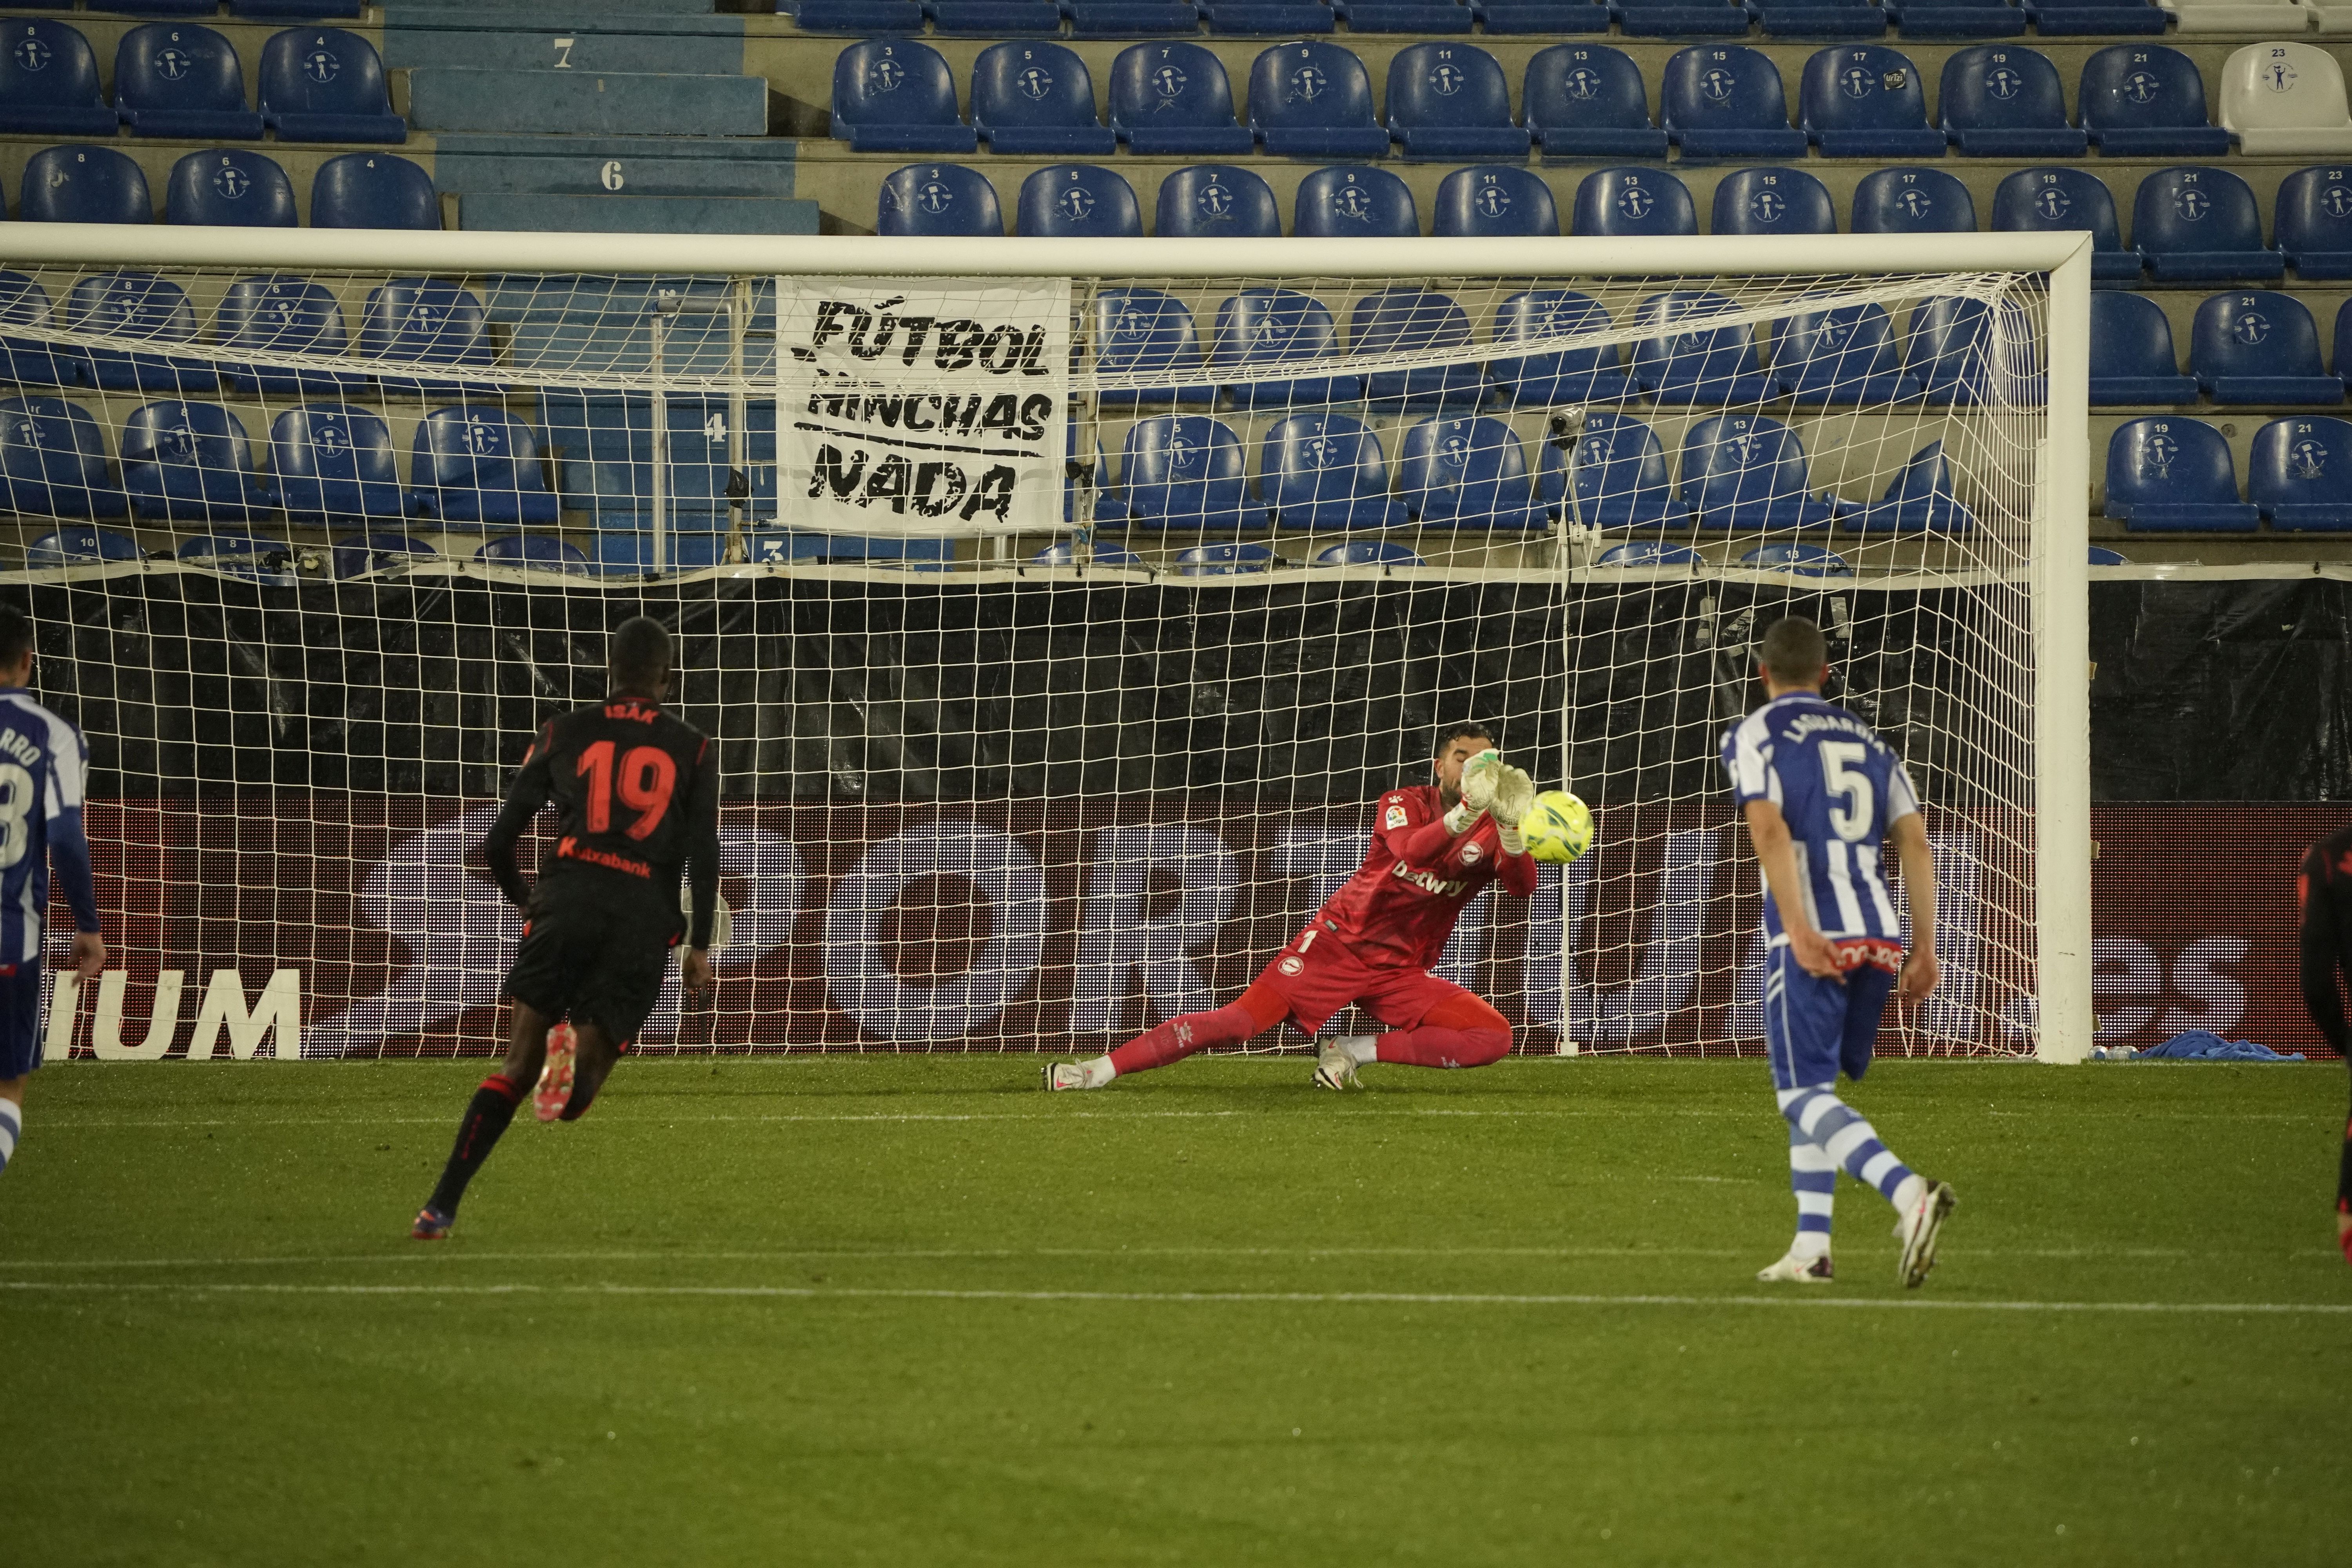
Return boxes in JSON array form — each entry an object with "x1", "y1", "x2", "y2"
[
  {"x1": 1374, "y1": 992, "x2": 1513, "y2": 1069},
  {"x1": 1108, "y1": 984, "x2": 1288, "y2": 1077}
]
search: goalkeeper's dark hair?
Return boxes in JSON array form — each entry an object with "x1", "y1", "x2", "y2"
[
  {"x1": 0, "y1": 604, "x2": 33, "y2": 669},
  {"x1": 1759, "y1": 616, "x2": 1829, "y2": 687},
  {"x1": 608, "y1": 615, "x2": 672, "y2": 694},
  {"x1": 1433, "y1": 720, "x2": 1494, "y2": 755}
]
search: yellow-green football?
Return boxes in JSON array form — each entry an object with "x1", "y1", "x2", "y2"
[{"x1": 1522, "y1": 790, "x2": 1593, "y2": 865}]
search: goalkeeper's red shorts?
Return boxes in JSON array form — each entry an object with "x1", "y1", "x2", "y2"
[{"x1": 1253, "y1": 923, "x2": 1470, "y2": 1038}]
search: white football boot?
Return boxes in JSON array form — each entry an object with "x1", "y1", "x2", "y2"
[
  {"x1": 1755, "y1": 1249, "x2": 1835, "y2": 1283},
  {"x1": 1041, "y1": 1061, "x2": 1097, "y2": 1092},
  {"x1": 1311, "y1": 1039, "x2": 1362, "y2": 1091},
  {"x1": 1895, "y1": 1180, "x2": 1958, "y2": 1288}
]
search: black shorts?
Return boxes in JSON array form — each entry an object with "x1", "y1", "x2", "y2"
[{"x1": 503, "y1": 875, "x2": 680, "y2": 1047}]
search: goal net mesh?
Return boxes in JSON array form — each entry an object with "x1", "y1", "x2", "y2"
[{"x1": 0, "y1": 259, "x2": 2049, "y2": 1060}]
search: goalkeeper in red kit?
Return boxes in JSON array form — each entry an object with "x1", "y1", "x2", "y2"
[{"x1": 1044, "y1": 723, "x2": 1540, "y2": 1092}]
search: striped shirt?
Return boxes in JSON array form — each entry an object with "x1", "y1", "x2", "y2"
[{"x1": 0, "y1": 688, "x2": 99, "y2": 964}]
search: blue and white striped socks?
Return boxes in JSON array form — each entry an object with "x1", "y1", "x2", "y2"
[
  {"x1": 0, "y1": 1099, "x2": 19, "y2": 1176},
  {"x1": 1778, "y1": 1086, "x2": 1926, "y2": 1249}
]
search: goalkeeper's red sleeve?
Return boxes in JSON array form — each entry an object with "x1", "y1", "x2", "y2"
[{"x1": 1497, "y1": 849, "x2": 1539, "y2": 897}]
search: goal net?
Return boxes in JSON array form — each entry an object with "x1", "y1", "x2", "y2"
[{"x1": 0, "y1": 230, "x2": 2090, "y2": 1064}]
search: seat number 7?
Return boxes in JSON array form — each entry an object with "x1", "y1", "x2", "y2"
[
  {"x1": 1820, "y1": 742, "x2": 1874, "y2": 842},
  {"x1": 577, "y1": 740, "x2": 676, "y2": 840}
]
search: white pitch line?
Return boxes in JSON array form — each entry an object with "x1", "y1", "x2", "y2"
[
  {"x1": 2, "y1": 1279, "x2": 2345, "y2": 1316},
  {"x1": 0, "y1": 1245, "x2": 1763, "y2": 1269}
]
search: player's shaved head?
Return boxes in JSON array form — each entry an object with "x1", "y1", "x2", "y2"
[
  {"x1": 1759, "y1": 616, "x2": 1828, "y2": 690},
  {"x1": 609, "y1": 616, "x2": 672, "y2": 697}
]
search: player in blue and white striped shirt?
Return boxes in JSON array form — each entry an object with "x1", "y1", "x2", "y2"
[
  {"x1": 0, "y1": 606, "x2": 106, "y2": 1179},
  {"x1": 1720, "y1": 617, "x2": 1955, "y2": 1288}
]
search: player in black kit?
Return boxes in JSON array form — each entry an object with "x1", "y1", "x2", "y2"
[
  {"x1": 2297, "y1": 821, "x2": 2352, "y2": 1267},
  {"x1": 412, "y1": 617, "x2": 720, "y2": 1240}
]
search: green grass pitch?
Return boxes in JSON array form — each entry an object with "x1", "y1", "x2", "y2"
[{"x1": 7, "y1": 1055, "x2": 2348, "y2": 1566}]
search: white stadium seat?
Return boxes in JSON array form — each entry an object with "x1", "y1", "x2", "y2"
[{"x1": 2220, "y1": 40, "x2": 2352, "y2": 154}]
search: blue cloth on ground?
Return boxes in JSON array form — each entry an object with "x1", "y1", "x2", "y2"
[{"x1": 2140, "y1": 1029, "x2": 2305, "y2": 1062}]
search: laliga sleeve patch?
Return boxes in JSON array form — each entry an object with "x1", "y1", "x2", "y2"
[{"x1": 1384, "y1": 800, "x2": 1408, "y2": 831}]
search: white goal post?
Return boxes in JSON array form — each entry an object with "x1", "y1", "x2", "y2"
[{"x1": 0, "y1": 224, "x2": 2092, "y2": 1065}]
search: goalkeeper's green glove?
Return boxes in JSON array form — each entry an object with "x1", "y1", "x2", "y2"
[
  {"x1": 1448, "y1": 748, "x2": 1503, "y2": 834},
  {"x1": 1491, "y1": 764, "x2": 1537, "y2": 857}
]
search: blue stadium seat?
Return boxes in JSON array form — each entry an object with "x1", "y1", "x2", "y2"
[
  {"x1": 1210, "y1": 289, "x2": 1357, "y2": 407},
  {"x1": 1109, "y1": 43, "x2": 1253, "y2": 155},
  {"x1": 1537, "y1": 412, "x2": 1692, "y2": 529},
  {"x1": 924, "y1": 0, "x2": 1063, "y2": 36},
  {"x1": 1332, "y1": 0, "x2": 1471, "y2": 31},
  {"x1": 233, "y1": 0, "x2": 367, "y2": 16},
  {"x1": 362, "y1": 279, "x2": 495, "y2": 393},
  {"x1": 1349, "y1": 288, "x2": 1479, "y2": 407},
  {"x1": 1614, "y1": 0, "x2": 1750, "y2": 36},
  {"x1": 2333, "y1": 302, "x2": 2352, "y2": 397},
  {"x1": 972, "y1": 41, "x2": 1115, "y2": 155},
  {"x1": 2132, "y1": 167, "x2": 2283, "y2": 284},
  {"x1": 63, "y1": 272, "x2": 212, "y2": 391},
  {"x1": 1434, "y1": 166, "x2": 1559, "y2": 238},
  {"x1": 178, "y1": 531, "x2": 298, "y2": 586},
  {"x1": 269, "y1": 405, "x2": 407, "y2": 522},
  {"x1": 411, "y1": 407, "x2": 560, "y2": 526},
  {"x1": 19, "y1": 145, "x2": 150, "y2": 224},
  {"x1": 592, "y1": 530, "x2": 729, "y2": 575},
  {"x1": 1312, "y1": 539, "x2": 1425, "y2": 567},
  {"x1": 2250, "y1": 416, "x2": 2352, "y2": 531},
  {"x1": 114, "y1": 24, "x2": 263, "y2": 139},
  {"x1": 2022, "y1": 0, "x2": 2164, "y2": 33},
  {"x1": 1711, "y1": 167, "x2": 1835, "y2": 236},
  {"x1": 1062, "y1": 0, "x2": 1200, "y2": 35},
  {"x1": 165, "y1": 149, "x2": 296, "y2": 227},
  {"x1": 1801, "y1": 46, "x2": 1946, "y2": 158},
  {"x1": 330, "y1": 532, "x2": 436, "y2": 579},
  {"x1": 2189, "y1": 292, "x2": 2342, "y2": 406},
  {"x1": 1661, "y1": 45, "x2": 1809, "y2": 159},
  {"x1": 0, "y1": 272, "x2": 71, "y2": 388},
  {"x1": 1173, "y1": 542, "x2": 1275, "y2": 575},
  {"x1": 877, "y1": 162, "x2": 1002, "y2": 237},
  {"x1": 258, "y1": 28, "x2": 403, "y2": 143},
  {"x1": 1740, "y1": 542, "x2": 1850, "y2": 575},
  {"x1": 1939, "y1": 45, "x2": 2085, "y2": 157},
  {"x1": 1032, "y1": 538, "x2": 1146, "y2": 566},
  {"x1": 1753, "y1": 0, "x2": 1887, "y2": 39},
  {"x1": 2276, "y1": 166, "x2": 2352, "y2": 281},
  {"x1": 1844, "y1": 441, "x2": 1975, "y2": 533},
  {"x1": 1771, "y1": 303, "x2": 1918, "y2": 404},
  {"x1": 0, "y1": 21, "x2": 117, "y2": 135},
  {"x1": 1901, "y1": 296, "x2": 1993, "y2": 405},
  {"x1": 94, "y1": 0, "x2": 216, "y2": 15},
  {"x1": 1196, "y1": 0, "x2": 1334, "y2": 31},
  {"x1": 1632, "y1": 291, "x2": 1773, "y2": 405},
  {"x1": 1991, "y1": 168, "x2": 2141, "y2": 285},
  {"x1": 1487, "y1": 290, "x2": 1631, "y2": 406},
  {"x1": 2086, "y1": 545, "x2": 2130, "y2": 564},
  {"x1": 1017, "y1": 164, "x2": 1140, "y2": 238},
  {"x1": 1395, "y1": 415, "x2": 1542, "y2": 528},
  {"x1": 2087, "y1": 290, "x2": 2196, "y2": 405},
  {"x1": 1156, "y1": 163, "x2": 1280, "y2": 237},
  {"x1": 310, "y1": 152, "x2": 436, "y2": 231},
  {"x1": 1684, "y1": 414, "x2": 1842, "y2": 530},
  {"x1": 1881, "y1": 0, "x2": 2023, "y2": 36},
  {"x1": 475, "y1": 535, "x2": 589, "y2": 575},
  {"x1": 1294, "y1": 165, "x2": 1419, "y2": 237},
  {"x1": 0, "y1": 397, "x2": 123, "y2": 519},
  {"x1": 1850, "y1": 167, "x2": 1976, "y2": 235},
  {"x1": 1117, "y1": 414, "x2": 1269, "y2": 529},
  {"x1": 1571, "y1": 166, "x2": 1694, "y2": 238},
  {"x1": 2103, "y1": 417, "x2": 2258, "y2": 531},
  {"x1": 1260, "y1": 412, "x2": 1406, "y2": 530},
  {"x1": 26, "y1": 526, "x2": 140, "y2": 566},
  {"x1": 831, "y1": 40, "x2": 975, "y2": 153},
  {"x1": 1249, "y1": 41, "x2": 1387, "y2": 158},
  {"x1": 1093, "y1": 287, "x2": 1209, "y2": 406},
  {"x1": 2080, "y1": 45, "x2": 2231, "y2": 158},
  {"x1": 1595, "y1": 539, "x2": 1700, "y2": 566},
  {"x1": 122, "y1": 401, "x2": 267, "y2": 521},
  {"x1": 1386, "y1": 43, "x2": 1527, "y2": 160},
  {"x1": 1473, "y1": 0, "x2": 1612, "y2": 34},
  {"x1": 216, "y1": 277, "x2": 352, "y2": 395},
  {"x1": 1522, "y1": 44, "x2": 1666, "y2": 159}
]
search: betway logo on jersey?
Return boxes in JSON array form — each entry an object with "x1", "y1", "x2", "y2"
[{"x1": 1390, "y1": 861, "x2": 1469, "y2": 898}]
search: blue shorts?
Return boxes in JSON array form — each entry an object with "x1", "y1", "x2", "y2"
[
  {"x1": 0, "y1": 961, "x2": 46, "y2": 1078},
  {"x1": 1763, "y1": 943, "x2": 1896, "y2": 1093}
]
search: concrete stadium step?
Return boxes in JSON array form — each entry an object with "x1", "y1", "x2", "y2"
[
  {"x1": 460, "y1": 192, "x2": 816, "y2": 234},
  {"x1": 383, "y1": 19, "x2": 746, "y2": 77},
  {"x1": 407, "y1": 69, "x2": 767, "y2": 136},
  {"x1": 434, "y1": 134, "x2": 795, "y2": 198}
]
